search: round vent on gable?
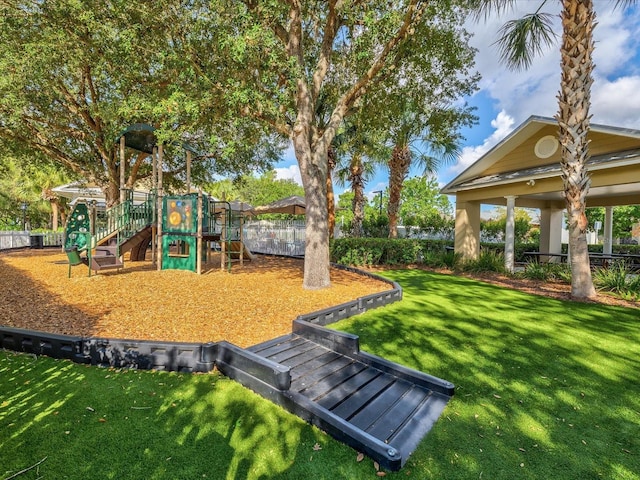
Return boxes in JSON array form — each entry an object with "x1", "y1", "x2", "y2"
[{"x1": 534, "y1": 135, "x2": 559, "y2": 159}]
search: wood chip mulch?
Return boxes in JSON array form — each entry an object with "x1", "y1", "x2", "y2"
[{"x1": 0, "y1": 250, "x2": 391, "y2": 348}]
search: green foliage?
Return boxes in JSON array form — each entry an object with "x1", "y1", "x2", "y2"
[
  {"x1": 236, "y1": 171, "x2": 304, "y2": 207},
  {"x1": 362, "y1": 214, "x2": 389, "y2": 238},
  {"x1": 331, "y1": 238, "x2": 454, "y2": 267},
  {"x1": 461, "y1": 250, "x2": 507, "y2": 273},
  {"x1": 399, "y1": 176, "x2": 453, "y2": 229},
  {"x1": 481, "y1": 208, "x2": 535, "y2": 242},
  {"x1": 586, "y1": 206, "x2": 640, "y2": 240},
  {"x1": 520, "y1": 260, "x2": 572, "y2": 282},
  {"x1": 592, "y1": 262, "x2": 640, "y2": 300},
  {"x1": 0, "y1": 155, "x2": 72, "y2": 230},
  {"x1": 205, "y1": 171, "x2": 304, "y2": 207}
]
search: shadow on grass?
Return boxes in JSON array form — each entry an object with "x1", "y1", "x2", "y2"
[
  {"x1": 0, "y1": 351, "x2": 378, "y2": 479},
  {"x1": 333, "y1": 270, "x2": 640, "y2": 480}
]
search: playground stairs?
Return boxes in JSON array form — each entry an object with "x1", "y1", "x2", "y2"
[
  {"x1": 90, "y1": 242, "x2": 123, "y2": 274},
  {"x1": 64, "y1": 193, "x2": 155, "y2": 273},
  {"x1": 218, "y1": 319, "x2": 455, "y2": 471}
]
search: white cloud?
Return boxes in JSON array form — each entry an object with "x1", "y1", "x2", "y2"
[
  {"x1": 592, "y1": 75, "x2": 640, "y2": 127},
  {"x1": 465, "y1": 2, "x2": 640, "y2": 127},
  {"x1": 451, "y1": 110, "x2": 515, "y2": 174},
  {"x1": 274, "y1": 164, "x2": 303, "y2": 186}
]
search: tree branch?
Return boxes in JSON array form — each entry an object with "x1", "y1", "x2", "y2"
[{"x1": 310, "y1": 0, "x2": 344, "y2": 103}]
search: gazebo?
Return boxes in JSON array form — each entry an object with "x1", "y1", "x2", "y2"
[{"x1": 441, "y1": 116, "x2": 640, "y2": 270}]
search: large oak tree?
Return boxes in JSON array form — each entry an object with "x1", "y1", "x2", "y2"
[{"x1": 178, "y1": 1, "x2": 479, "y2": 288}]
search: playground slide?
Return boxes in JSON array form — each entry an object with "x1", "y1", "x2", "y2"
[
  {"x1": 119, "y1": 225, "x2": 152, "y2": 261},
  {"x1": 228, "y1": 241, "x2": 255, "y2": 261}
]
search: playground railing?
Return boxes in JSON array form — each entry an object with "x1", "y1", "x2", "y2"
[
  {"x1": 94, "y1": 201, "x2": 130, "y2": 245},
  {"x1": 93, "y1": 193, "x2": 155, "y2": 246},
  {"x1": 120, "y1": 195, "x2": 155, "y2": 240}
]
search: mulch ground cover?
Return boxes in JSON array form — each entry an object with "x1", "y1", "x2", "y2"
[{"x1": 0, "y1": 249, "x2": 391, "y2": 348}]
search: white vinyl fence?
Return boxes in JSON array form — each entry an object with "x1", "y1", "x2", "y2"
[
  {"x1": 0, "y1": 231, "x2": 64, "y2": 251},
  {"x1": 244, "y1": 220, "x2": 305, "y2": 257}
]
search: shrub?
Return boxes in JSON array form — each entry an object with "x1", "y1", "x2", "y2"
[
  {"x1": 521, "y1": 260, "x2": 548, "y2": 280},
  {"x1": 331, "y1": 238, "x2": 454, "y2": 267},
  {"x1": 592, "y1": 261, "x2": 639, "y2": 299},
  {"x1": 520, "y1": 261, "x2": 572, "y2": 283},
  {"x1": 462, "y1": 250, "x2": 506, "y2": 274}
]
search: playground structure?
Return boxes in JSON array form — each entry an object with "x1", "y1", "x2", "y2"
[{"x1": 64, "y1": 123, "x2": 253, "y2": 276}]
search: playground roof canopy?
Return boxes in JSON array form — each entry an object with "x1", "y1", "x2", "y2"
[
  {"x1": 117, "y1": 123, "x2": 199, "y2": 155},
  {"x1": 253, "y1": 195, "x2": 306, "y2": 215}
]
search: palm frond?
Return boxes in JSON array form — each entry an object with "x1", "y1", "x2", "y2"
[
  {"x1": 469, "y1": 0, "x2": 518, "y2": 22},
  {"x1": 495, "y1": 12, "x2": 557, "y2": 71},
  {"x1": 613, "y1": 0, "x2": 638, "y2": 9}
]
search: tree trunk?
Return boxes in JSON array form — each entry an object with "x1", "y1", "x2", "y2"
[
  {"x1": 557, "y1": 0, "x2": 597, "y2": 300},
  {"x1": 350, "y1": 154, "x2": 365, "y2": 238},
  {"x1": 327, "y1": 145, "x2": 337, "y2": 239},
  {"x1": 50, "y1": 199, "x2": 60, "y2": 231},
  {"x1": 293, "y1": 118, "x2": 331, "y2": 290},
  {"x1": 298, "y1": 148, "x2": 331, "y2": 290},
  {"x1": 387, "y1": 144, "x2": 411, "y2": 238}
]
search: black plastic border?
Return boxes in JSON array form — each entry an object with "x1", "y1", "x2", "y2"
[{"x1": 0, "y1": 263, "x2": 401, "y2": 371}]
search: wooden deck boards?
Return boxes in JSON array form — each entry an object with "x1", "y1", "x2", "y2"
[{"x1": 248, "y1": 332, "x2": 454, "y2": 470}]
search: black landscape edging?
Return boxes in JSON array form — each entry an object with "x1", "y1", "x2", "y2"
[{"x1": 1, "y1": 264, "x2": 401, "y2": 373}]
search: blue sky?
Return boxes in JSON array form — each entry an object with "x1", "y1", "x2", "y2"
[{"x1": 273, "y1": 2, "x2": 640, "y2": 205}]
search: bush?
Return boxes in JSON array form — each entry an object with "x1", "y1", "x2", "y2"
[
  {"x1": 330, "y1": 238, "x2": 454, "y2": 267},
  {"x1": 520, "y1": 261, "x2": 572, "y2": 283},
  {"x1": 521, "y1": 260, "x2": 548, "y2": 280},
  {"x1": 592, "y1": 261, "x2": 640, "y2": 299},
  {"x1": 461, "y1": 251, "x2": 507, "y2": 274}
]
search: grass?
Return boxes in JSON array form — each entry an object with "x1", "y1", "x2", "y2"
[{"x1": 1, "y1": 270, "x2": 639, "y2": 479}]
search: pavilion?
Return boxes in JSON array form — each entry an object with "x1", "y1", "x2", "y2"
[{"x1": 441, "y1": 116, "x2": 640, "y2": 270}]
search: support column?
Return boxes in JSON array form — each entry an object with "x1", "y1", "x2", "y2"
[
  {"x1": 504, "y1": 196, "x2": 517, "y2": 272},
  {"x1": 151, "y1": 146, "x2": 157, "y2": 267},
  {"x1": 454, "y1": 200, "x2": 481, "y2": 261},
  {"x1": 157, "y1": 144, "x2": 164, "y2": 271},
  {"x1": 603, "y1": 206, "x2": 613, "y2": 255},
  {"x1": 119, "y1": 136, "x2": 126, "y2": 203},
  {"x1": 539, "y1": 206, "x2": 564, "y2": 262},
  {"x1": 186, "y1": 150, "x2": 192, "y2": 194},
  {"x1": 197, "y1": 191, "x2": 203, "y2": 274}
]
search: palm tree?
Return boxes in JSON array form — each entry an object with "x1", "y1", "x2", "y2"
[
  {"x1": 385, "y1": 106, "x2": 460, "y2": 238},
  {"x1": 335, "y1": 152, "x2": 378, "y2": 237},
  {"x1": 474, "y1": 0, "x2": 635, "y2": 299},
  {"x1": 333, "y1": 117, "x2": 385, "y2": 238}
]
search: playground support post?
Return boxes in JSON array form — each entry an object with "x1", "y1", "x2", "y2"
[
  {"x1": 186, "y1": 150, "x2": 192, "y2": 194},
  {"x1": 151, "y1": 146, "x2": 157, "y2": 267},
  {"x1": 197, "y1": 191, "x2": 203, "y2": 275},
  {"x1": 119, "y1": 135, "x2": 126, "y2": 204},
  {"x1": 220, "y1": 208, "x2": 226, "y2": 271},
  {"x1": 239, "y1": 212, "x2": 244, "y2": 267},
  {"x1": 156, "y1": 144, "x2": 164, "y2": 271}
]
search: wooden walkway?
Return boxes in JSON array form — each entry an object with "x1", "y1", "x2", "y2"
[{"x1": 217, "y1": 320, "x2": 454, "y2": 471}]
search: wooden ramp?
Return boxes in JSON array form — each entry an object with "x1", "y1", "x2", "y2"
[{"x1": 216, "y1": 320, "x2": 454, "y2": 471}]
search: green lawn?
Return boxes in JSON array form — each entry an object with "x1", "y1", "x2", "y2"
[{"x1": 1, "y1": 270, "x2": 638, "y2": 479}]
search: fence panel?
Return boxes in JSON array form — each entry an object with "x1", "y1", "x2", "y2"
[
  {"x1": 0, "y1": 231, "x2": 64, "y2": 251},
  {"x1": 0, "y1": 231, "x2": 29, "y2": 250},
  {"x1": 244, "y1": 220, "x2": 306, "y2": 257}
]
